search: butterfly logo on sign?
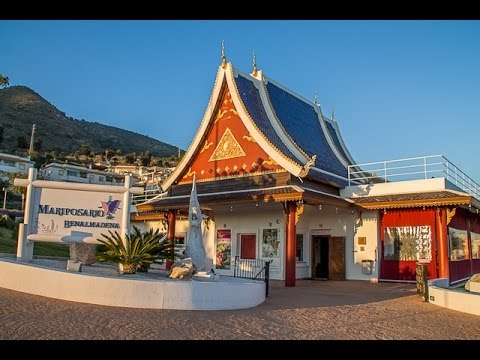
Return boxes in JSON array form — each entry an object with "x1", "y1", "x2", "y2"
[{"x1": 99, "y1": 196, "x2": 121, "y2": 220}]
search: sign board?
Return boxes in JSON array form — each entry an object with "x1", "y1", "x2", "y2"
[
  {"x1": 14, "y1": 170, "x2": 143, "y2": 261},
  {"x1": 31, "y1": 187, "x2": 123, "y2": 238}
]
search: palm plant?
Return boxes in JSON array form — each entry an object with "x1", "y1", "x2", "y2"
[{"x1": 97, "y1": 226, "x2": 165, "y2": 274}]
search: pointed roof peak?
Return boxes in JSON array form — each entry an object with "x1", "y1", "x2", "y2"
[{"x1": 221, "y1": 40, "x2": 227, "y2": 68}]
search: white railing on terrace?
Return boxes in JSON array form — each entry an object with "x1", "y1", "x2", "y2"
[
  {"x1": 132, "y1": 188, "x2": 162, "y2": 205},
  {"x1": 348, "y1": 155, "x2": 480, "y2": 200}
]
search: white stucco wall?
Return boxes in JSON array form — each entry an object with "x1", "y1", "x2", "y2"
[
  {"x1": 0, "y1": 258, "x2": 265, "y2": 310},
  {"x1": 341, "y1": 178, "x2": 452, "y2": 198},
  {"x1": 429, "y1": 278, "x2": 480, "y2": 316},
  {"x1": 132, "y1": 204, "x2": 381, "y2": 282}
]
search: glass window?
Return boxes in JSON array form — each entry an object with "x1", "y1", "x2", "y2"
[
  {"x1": 58, "y1": 169, "x2": 64, "y2": 176},
  {"x1": 471, "y1": 232, "x2": 480, "y2": 259},
  {"x1": 296, "y1": 234, "x2": 304, "y2": 262},
  {"x1": 449, "y1": 227, "x2": 469, "y2": 260},
  {"x1": 80, "y1": 172, "x2": 88, "y2": 178},
  {"x1": 89, "y1": 174, "x2": 95, "y2": 180},
  {"x1": 98, "y1": 176, "x2": 104, "y2": 182},
  {"x1": 19, "y1": 163, "x2": 26, "y2": 170},
  {"x1": 106, "y1": 176, "x2": 113, "y2": 182},
  {"x1": 384, "y1": 226, "x2": 432, "y2": 261},
  {"x1": 67, "y1": 170, "x2": 78, "y2": 177}
]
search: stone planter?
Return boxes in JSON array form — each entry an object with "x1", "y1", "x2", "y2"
[
  {"x1": 70, "y1": 243, "x2": 96, "y2": 265},
  {"x1": 118, "y1": 263, "x2": 137, "y2": 274}
]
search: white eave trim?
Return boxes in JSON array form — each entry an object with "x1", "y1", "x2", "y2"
[
  {"x1": 250, "y1": 71, "x2": 309, "y2": 164},
  {"x1": 328, "y1": 117, "x2": 356, "y2": 165},
  {"x1": 313, "y1": 105, "x2": 350, "y2": 169},
  {"x1": 161, "y1": 65, "x2": 227, "y2": 191}
]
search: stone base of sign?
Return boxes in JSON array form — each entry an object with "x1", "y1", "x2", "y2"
[{"x1": 70, "y1": 244, "x2": 96, "y2": 265}]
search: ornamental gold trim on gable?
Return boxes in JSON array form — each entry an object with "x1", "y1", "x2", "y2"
[
  {"x1": 200, "y1": 140, "x2": 214, "y2": 153},
  {"x1": 209, "y1": 127, "x2": 247, "y2": 162},
  {"x1": 263, "y1": 157, "x2": 278, "y2": 166},
  {"x1": 243, "y1": 134, "x2": 256, "y2": 143}
]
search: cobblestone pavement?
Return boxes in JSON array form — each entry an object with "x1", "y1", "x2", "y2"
[{"x1": 0, "y1": 280, "x2": 478, "y2": 340}]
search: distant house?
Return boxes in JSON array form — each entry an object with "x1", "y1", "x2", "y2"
[
  {"x1": 0, "y1": 153, "x2": 34, "y2": 175},
  {"x1": 41, "y1": 162, "x2": 125, "y2": 185}
]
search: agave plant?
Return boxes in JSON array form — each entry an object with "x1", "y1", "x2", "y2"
[{"x1": 97, "y1": 226, "x2": 165, "y2": 274}]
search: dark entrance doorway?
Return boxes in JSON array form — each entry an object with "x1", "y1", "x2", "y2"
[
  {"x1": 312, "y1": 235, "x2": 329, "y2": 278},
  {"x1": 311, "y1": 235, "x2": 346, "y2": 280}
]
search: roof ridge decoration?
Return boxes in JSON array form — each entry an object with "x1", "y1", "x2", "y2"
[
  {"x1": 221, "y1": 40, "x2": 227, "y2": 69},
  {"x1": 252, "y1": 51, "x2": 258, "y2": 77},
  {"x1": 298, "y1": 155, "x2": 317, "y2": 178}
]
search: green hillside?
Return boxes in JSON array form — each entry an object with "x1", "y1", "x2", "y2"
[{"x1": 0, "y1": 85, "x2": 179, "y2": 157}]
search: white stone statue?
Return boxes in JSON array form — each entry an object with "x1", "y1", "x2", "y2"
[{"x1": 185, "y1": 175, "x2": 206, "y2": 271}]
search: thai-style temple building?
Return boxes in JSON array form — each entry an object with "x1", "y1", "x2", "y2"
[{"x1": 133, "y1": 48, "x2": 480, "y2": 287}]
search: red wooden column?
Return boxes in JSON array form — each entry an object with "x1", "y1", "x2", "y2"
[
  {"x1": 285, "y1": 201, "x2": 297, "y2": 287},
  {"x1": 166, "y1": 210, "x2": 176, "y2": 270},
  {"x1": 437, "y1": 208, "x2": 449, "y2": 279}
]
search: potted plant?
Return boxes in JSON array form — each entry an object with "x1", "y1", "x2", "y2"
[
  {"x1": 97, "y1": 226, "x2": 164, "y2": 274},
  {"x1": 137, "y1": 228, "x2": 173, "y2": 272}
]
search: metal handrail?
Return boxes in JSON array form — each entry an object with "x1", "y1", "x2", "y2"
[
  {"x1": 233, "y1": 256, "x2": 271, "y2": 297},
  {"x1": 348, "y1": 155, "x2": 480, "y2": 200},
  {"x1": 131, "y1": 188, "x2": 162, "y2": 205}
]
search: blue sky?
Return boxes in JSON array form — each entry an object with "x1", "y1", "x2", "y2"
[{"x1": 2, "y1": 20, "x2": 480, "y2": 181}]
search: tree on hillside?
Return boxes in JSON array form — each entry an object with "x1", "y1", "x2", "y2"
[
  {"x1": 104, "y1": 149, "x2": 115, "y2": 162},
  {"x1": 7, "y1": 172, "x2": 27, "y2": 196},
  {"x1": 16, "y1": 136, "x2": 29, "y2": 149},
  {"x1": 80, "y1": 145, "x2": 91, "y2": 156},
  {"x1": 33, "y1": 138, "x2": 42, "y2": 152},
  {"x1": 0, "y1": 74, "x2": 9, "y2": 88},
  {"x1": 139, "y1": 151, "x2": 152, "y2": 166},
  {"x1": 0, "y1": 125, "x2": 4, "y2": 145},
  {"x1": 125, "y1": 153, "x2": 136, "y2": 165}
]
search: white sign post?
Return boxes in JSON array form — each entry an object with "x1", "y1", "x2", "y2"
[{"x1": 14, "y1": 172, "x2": 143, "y2": 262}]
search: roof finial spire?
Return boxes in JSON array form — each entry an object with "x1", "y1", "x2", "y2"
[
  {"x1": 221, "y1": 40, "x2": 227, "y2": 68},
  {"x1": 331, "y1": 107, "x2": 335, "y2": 121},
  {"x1": 252, "y1": 51, "x2": 258, "y2": 76},
  {"x1": 313, "y1": 93, "x2": 318, "y2": 105}
]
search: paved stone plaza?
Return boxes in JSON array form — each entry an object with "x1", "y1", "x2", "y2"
[{"x1": 0, "y1": 280, "x2": 478, "y2": 340}]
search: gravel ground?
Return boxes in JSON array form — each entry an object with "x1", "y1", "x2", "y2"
[{"x1": 0, "y1": 276, "x2": 478, "y2": 340}]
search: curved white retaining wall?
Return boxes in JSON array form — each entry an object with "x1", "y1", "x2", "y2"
[
  {"x1": 0, "y1": 259, "x2": 265, "y2": 310},
  {"x1": 428, "y1": 278, "x2": 480, "y2": 316}
]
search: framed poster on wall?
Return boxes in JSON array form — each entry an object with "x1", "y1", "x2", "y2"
[
  {"x1": 216, "y1": 229, "x2": 231, "y2": 269},
  {"x1": 384, "y1": 225, "x2": 431, "y2": 261},
  {"x1": 262, "y1": 228, "x2": 280, "y2": 270}
]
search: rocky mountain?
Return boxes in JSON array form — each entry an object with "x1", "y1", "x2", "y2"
[{"x1": 0, "y1": 85, "x2": 179, "y2": 157}]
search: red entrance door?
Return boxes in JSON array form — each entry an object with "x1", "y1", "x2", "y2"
[{"x1": 240, "y1": 234, "x2": 256, "y2": 259}]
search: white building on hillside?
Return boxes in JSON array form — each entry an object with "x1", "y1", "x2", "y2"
[
  {"x1": 0, "y1": 153, "x2": 34, "y2": 175},
  {"x1": 41, "y1": 162, "x2": 125, "y2": 185}
]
